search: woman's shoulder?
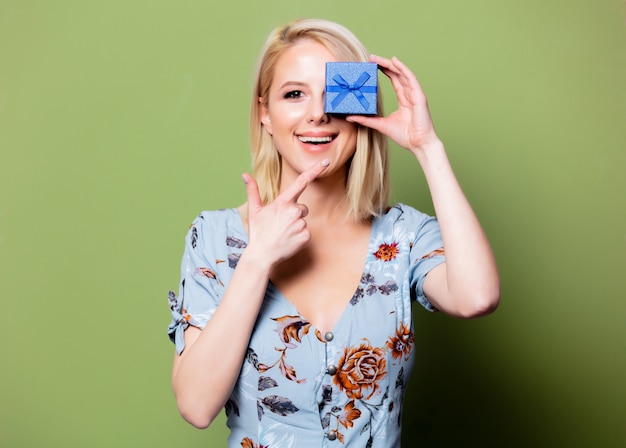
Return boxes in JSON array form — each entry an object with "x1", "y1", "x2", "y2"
[
  {"x1": 377, "y1": 202, "x2": 435, "y2": 224},
  {"x1": 193, "y1": 207, "x2": 238, "y2": 220},
  {"x1": 187, "y1": 207, "x2": 247, "y2": 244},
  {"x1": 188, "y1": 207, "x2": 241, "y2": 229}
]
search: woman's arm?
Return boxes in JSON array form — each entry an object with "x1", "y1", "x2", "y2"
[
  {"x1": 172, "y1": 160, "x2": 329, "y2": 428},
  {"x1": 412, "y1": 139, "x2": 500, "y2": 317},
  {"x1": 348, "y1": 55, "x2": 500, "y2": 318}
]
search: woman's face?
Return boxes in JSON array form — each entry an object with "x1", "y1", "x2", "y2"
[{"x1": 260, "y1": 39, "x2": 358, "y2": 186}]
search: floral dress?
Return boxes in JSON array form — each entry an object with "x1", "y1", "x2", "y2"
[{"x1": 168, "y1": 203, "x2": 445, "y2": 447}]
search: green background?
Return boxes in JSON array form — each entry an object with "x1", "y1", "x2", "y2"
[{"x1": 1, "y1": 0, "x2": 624, "y2": 447}]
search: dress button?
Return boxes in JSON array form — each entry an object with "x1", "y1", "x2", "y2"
[
  {"x1": 328, "y1": 430, "x2": 337, "y2": 440},
  {"x1": 327, "y1": 364, "x2": 337, "y2": 375},
  {"x1": 324, "y1": 331, "x2": 334, "y2": 341}
]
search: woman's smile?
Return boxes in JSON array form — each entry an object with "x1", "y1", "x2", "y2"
[
  {"x1": 295, "y1": 132, "x2": 338, "y2": 153},
  {"x1": 296, "y1": 134, "x2": 336, "y2": 144}
]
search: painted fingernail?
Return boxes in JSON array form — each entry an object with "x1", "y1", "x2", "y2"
[
  {"x1": 241, "y1": 174, "x2": 249, "y2": 184},
  {"x1": 321, "y1": 159, "x2": 330, "y2": 167}
]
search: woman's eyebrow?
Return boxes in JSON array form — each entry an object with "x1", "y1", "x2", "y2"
[{"x1": 277, "y1": 81, "x2": 308, "y2": 90}]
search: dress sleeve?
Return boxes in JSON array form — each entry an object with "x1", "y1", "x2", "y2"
[
  {"x1": 407, "y1": 210, "x2": 446, "y2": 312},
  {"x1": 167, "y1": 213, "x2": 225, "y2": 354}
]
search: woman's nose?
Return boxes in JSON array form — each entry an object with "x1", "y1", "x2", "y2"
[{"x1": 307, "y1": 95, "x2": 329, "y2": 125}]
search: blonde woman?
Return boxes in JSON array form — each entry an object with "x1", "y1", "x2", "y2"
[{"x1": 168, "y1": 18, "x2": 500, "y2": 447}]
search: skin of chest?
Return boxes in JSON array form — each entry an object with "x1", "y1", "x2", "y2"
[{"x1": 270, "y1": 219, "x2": 372, "y2": 333}]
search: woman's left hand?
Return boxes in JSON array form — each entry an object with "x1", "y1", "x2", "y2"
[{"x1": 347, "y1": 55, "x2": 440, "y2": 154}]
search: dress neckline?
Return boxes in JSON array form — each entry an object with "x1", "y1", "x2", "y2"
[{"x1": 230, "y1": 207, "x2": 380, "y2": 335}]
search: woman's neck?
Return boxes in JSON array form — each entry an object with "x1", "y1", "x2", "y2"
[{"x1": 282, "y1": 171, "x2": 352, "y2": 223}]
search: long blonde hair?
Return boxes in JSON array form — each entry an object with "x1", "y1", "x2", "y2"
[{"x1": 250, "y1": 18, "x2": 389, "y2": 221}]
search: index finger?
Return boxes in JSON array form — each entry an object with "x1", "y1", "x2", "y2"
[
  {"x1": 371, "y1": 54, "x2": 426, "y2": 101},
  {"x1": 278, "y1": 158, "x2": 330, "y2": 203}
]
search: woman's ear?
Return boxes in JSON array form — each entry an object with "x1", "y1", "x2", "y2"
[{"x1": 259, "y1": 97, "x2": 273, "y2": 136}]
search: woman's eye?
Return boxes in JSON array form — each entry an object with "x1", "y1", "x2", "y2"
[{"x1": 284, "y1": 90, "x2": 304, "y2": 99}]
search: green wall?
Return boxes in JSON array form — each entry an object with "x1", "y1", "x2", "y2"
[{"x1": 1, "y1": 1, "x2": 624, "y2": 447}]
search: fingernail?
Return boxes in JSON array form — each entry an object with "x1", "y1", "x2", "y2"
[
  {"x1": 241, "y1": 174, "x2": 249, "y2": 184},
  {"x1": 321, "y1": 159, "x2": 330, "y2": 167}
]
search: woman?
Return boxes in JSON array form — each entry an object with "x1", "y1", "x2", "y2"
[{"x1": 168, "y1": 18, "x2": 500, "y2": 447}]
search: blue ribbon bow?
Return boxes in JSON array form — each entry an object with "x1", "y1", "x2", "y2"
[{"x1": 327, "y1": 72, "x2": 377, "y2": 111}]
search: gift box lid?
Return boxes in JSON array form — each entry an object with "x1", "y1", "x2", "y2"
[{"x1": 325, "y1": 62, "x2": 378, "y2": 115}]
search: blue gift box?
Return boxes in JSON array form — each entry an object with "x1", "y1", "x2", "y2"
[{"x1": 325, "y1": 62, "x2": 378, "y2": 115}]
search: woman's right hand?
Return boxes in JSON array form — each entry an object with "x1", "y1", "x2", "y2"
[{"x1": 242, "y1": 159, "x2": 330, "y2": 266}]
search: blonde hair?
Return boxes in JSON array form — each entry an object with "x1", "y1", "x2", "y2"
[{"x1": 249, "y1": 18, "x2": 389, "y2": 221}]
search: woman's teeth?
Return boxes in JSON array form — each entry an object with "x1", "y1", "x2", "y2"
[{"x1": 298, "y1": 135, "x2": 333, "y2": 144}]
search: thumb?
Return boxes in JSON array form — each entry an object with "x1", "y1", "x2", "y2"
[
  {"x1": 242, "y1": 173, "x2": 263, "y2": 214},
  {"x1": 346, "y1": 114, "x2": 385, "y2": 133}
]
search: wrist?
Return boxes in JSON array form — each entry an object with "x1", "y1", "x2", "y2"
[
  {"x1": 411, "y1": 139, "x2": 446, "y2": 165},
  {"x1": 236, "y1": 248, "x2": 273, "y2": 278}
]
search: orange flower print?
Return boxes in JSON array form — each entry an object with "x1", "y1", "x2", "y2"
[
  {"x1": 386, "y1": 325, "x2": 414, "y2": 361},
  {"x1": 337, "y1": 400, "x2": 362, "y2": 429},
  {"x1": 334, "y1": 341, "x2": 387, "y2": 400},
  {"x1": 240, "y1": 437, "x2": 267, "y2": 448},
  {"x1": 240, "y1": 438, "x2": 255, "y2": 448},
  {"x1": 373, "y1": 242, "x2": 399, "y2": 262},
  {"x1": 272, "y1": 315, "x2": 311, "y2": 348}
]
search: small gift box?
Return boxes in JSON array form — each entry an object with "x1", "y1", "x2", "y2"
[{"x1": 325, "y1": 62, "x2": 378, "y2": 115}]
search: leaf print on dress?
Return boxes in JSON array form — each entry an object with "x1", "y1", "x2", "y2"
[
  {"x1": 314, "y1": 328, "x2": 328, "y2": 343},
  {"x1": 257, "y1": 400, "x2": 264, "y2": 421},
  {"x1": 361, "y1": 273, "x2": 375, "y2": 285},
  {"x1": 418, "y1": 247, "x2": 445, "y2": 261},
  {"x1": 224, "y1": 236, "x2": 246, "y2": 269},
  {"x1": 351, "y1": 273, "x2": 397, "y2": 305},
  {"x1": 351, "y1": 274, "x2": 375, "y2": 305},
  {"x1": 395, "y1": 367, "x2": 405, "y2": 427},
  {"x1": 245, "y1": 348, "x2": 260, "y2": 369},
  {"x1": 395, "y1": 367, "x2": 405, "y2": 389},
  {"x1": 261, "y1": 395, "x2": 300, "y2": 416},
  {"x1": 365, "y1": 284, "x2": 378, "y2": 296},
  {"x1": 277, "y1": 350, "x2": 303, "y2": 383},
  {"x1": 258, "y1": 376, "x2": 278, "y2": 391},
  {"x1": 350, "y1": 287, "x2": 364, "y2": 305},
  {"x1": 194, "y1": 267, "x2": 224, "y2": 286},
  {"x1": 227, "y1": 252, "x2": 241, "y2": 269},
  {"x1": 225, "y1": 398, "x2": 240, "y2": 418},
  {"x1": 378, "y1": 280, "x2": 398, "y2": 295},
  {"x1": 321, "y1": 384, "x2": 332, "y2": 405},
  {"x1": 253, "y1": 316, "x2": 311, "y2": 384},
  {"x1": 226, "y1": 235, "x2": 248, "y2": 249}
]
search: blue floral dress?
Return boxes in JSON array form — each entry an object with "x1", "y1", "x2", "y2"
[{"x1": 168, "y1": 204, "x2": 445, "y2": 447}]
